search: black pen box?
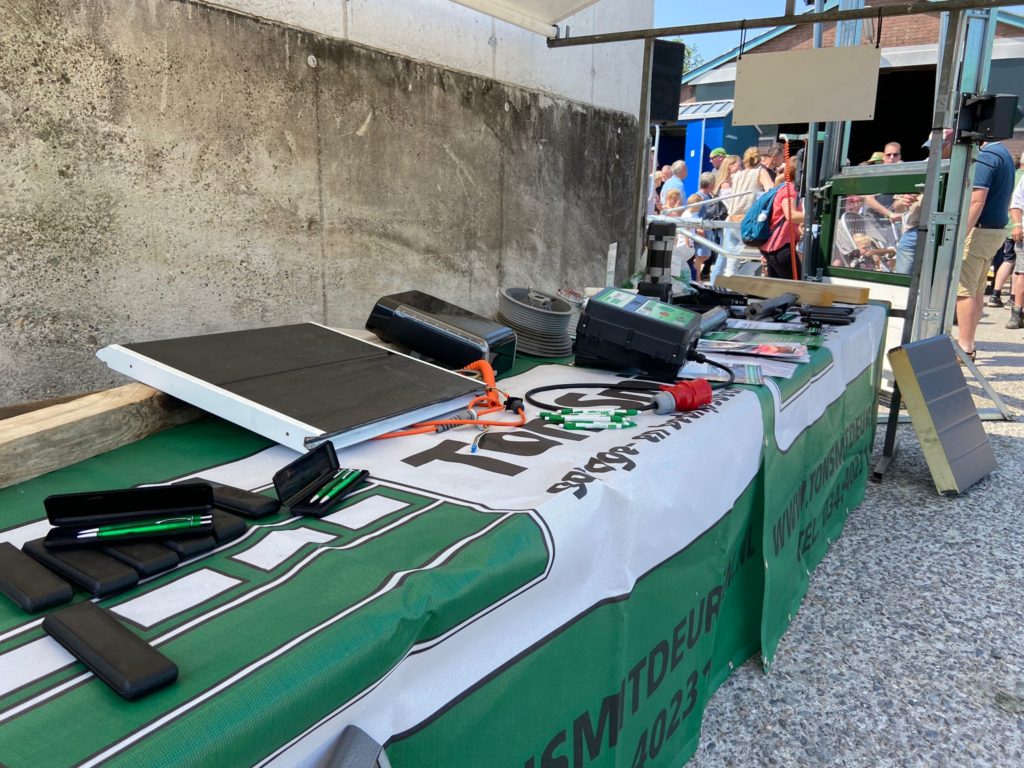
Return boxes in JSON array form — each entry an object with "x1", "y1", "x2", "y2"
[
  {"x1": 273, "y1": 442, "x2": 368, "y2": 517},
  {"x1": 43, "y1": 485, "x2": 215, "y2": 549}
]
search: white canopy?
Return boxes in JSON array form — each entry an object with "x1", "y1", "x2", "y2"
[{"x1": 449, "y1": 0, "x2": 600, "y2": 37}]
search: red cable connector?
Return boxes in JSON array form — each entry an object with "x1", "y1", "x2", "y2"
[{"x1": 656, "y1": 379, "x2": 713, "y2": 412}]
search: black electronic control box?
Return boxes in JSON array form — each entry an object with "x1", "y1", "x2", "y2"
[
  {"x1": 366, "y1": 290, "x2": 517, "y2": 375},
  {"x1": 573, "y1": 288, "x2": 701, "y2": 381}
]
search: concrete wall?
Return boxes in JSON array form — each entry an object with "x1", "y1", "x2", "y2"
[
  {"x1": 208, "y1": 0, "x2": 652, "y2": 116},
  {"x1": 0, "y1": 0, "x2": 639, "y2": 405}
]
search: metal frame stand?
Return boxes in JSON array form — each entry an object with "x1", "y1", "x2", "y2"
[{"x1": 874, "y1": 6, "x2": 1013, "y2": 482}]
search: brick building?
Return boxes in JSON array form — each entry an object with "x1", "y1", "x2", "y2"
[{"x1": 660, "y1": 1, "x2": 1024, "y2": 187}]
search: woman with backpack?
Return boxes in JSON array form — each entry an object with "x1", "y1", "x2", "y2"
[
  {"x1": 710, "y1": 147, "x2": 773, "y2": 284},
  {"x1": 759, "y1": 158, "x2": 805, "y2": 280}
]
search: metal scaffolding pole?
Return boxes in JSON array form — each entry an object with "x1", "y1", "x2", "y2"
[
  {"x1": 874, "y1": 6, "x2": 1011, "y2": 481},
  {"x1": 547, "y1": 0, "x2": 1021, "y2": 48}
]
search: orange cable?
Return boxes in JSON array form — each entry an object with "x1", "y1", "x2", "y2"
[{"x1": 373, "y1": 359, "x2": 526, "y2": 440}]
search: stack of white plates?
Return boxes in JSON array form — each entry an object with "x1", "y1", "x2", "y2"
[{"x1": 497, "y1": 288, "x2": 573, "y2": 357}]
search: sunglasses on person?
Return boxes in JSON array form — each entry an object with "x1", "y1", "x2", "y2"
[{"x1": 884, "y1": 152, "x2": 901, "y2": 158}]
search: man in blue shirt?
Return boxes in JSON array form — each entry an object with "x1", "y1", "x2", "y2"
[
  {"x1": 954, "y1": 140, "x2": 1016, "y2": 361},
  {"x1": 660, "y1": 160, "x2": 687, "y2": 210}
]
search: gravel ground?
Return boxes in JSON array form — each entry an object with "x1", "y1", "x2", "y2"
[{"x1": 689, "y1": 301, "x2": 1024, "y2": 768}]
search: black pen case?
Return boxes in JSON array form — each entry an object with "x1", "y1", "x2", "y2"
[
  {"x1": 103, "y1": 542, "x2": 181, "y2": 578},
  {"x1": 0, "y1": 542, "x2": 74, "y2": 612},
  {"x1": 43, "y1": 485, "x2": 216, "y2": 549},
  {"x1": 273, "y1": 442, "x2": 368, "y2": 518},
  {"x1": 23, "y1": 539, "x2": 139, "y2": 597},
  {"x1": 173, "y1": 479, "x2": 281, "y2": 519},
  {"x1": 43, "y1": 601, "x2": 178, "y2": 701}
]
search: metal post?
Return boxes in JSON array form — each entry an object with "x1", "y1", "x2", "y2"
[
  {"x1": 631, "y1": 38, "x2": 655, "y2": 280},
  {"x1": 801, "y1": 0, "x2": 825, "y2": 280},
  {"x1": 875, "y1": 9, "x2": 964, "y2": 479},
  {"x1": 875, "y1": 5, "x2": 1010, "y2": 481},
  {"x1": 819, "y1": 0, "x2": 863, "y2": 185},
  {"x1": 910, "y1": 10, "x2": 966, "y2": 342},
  {"x1": 546, "y1": 0, "x2": 1020, "y2": 48}
]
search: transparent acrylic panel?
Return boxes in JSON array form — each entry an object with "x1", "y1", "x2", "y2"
[{"x1": 830, "y1": 192, "x2": 922, "y2": 275}]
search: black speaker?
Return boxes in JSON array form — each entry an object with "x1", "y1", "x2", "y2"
[
  {"x1": 956, "y1": 93, "x2": 1021, "y2": 142},
  {"x1": 650, "y1": 40, "x2": 686, "y2": 124}
]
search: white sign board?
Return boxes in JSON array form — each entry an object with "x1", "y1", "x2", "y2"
[{"x1": 732, "y1": 46, "x2": 882, "y2": 126}]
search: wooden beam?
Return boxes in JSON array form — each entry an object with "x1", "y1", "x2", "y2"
[
  {"x1": 717, "y1": 275, "x2": 870, "y2": 305},
  {"x1": 0, "y1": 384, "x2": 201, "y2": 490},
  {"x1": 0, "y1": 392, "x2": 95, "y2": 422}
]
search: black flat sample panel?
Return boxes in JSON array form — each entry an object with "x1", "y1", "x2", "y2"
[{"x1": 123, "y1": 324, "x2": 478, "y2": 434}]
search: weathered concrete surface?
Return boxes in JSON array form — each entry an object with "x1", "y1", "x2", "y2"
[
  {"x1": 210, "y1": 0, "x2": 653, "y2": 116},
  {"x1": 0, "y1": 0, "x2": 637, "y2": 406}
]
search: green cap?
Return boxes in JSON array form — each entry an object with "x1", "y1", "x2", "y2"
[{"x1": 710, "y1": 147, "x2": 727, "y2": 158}]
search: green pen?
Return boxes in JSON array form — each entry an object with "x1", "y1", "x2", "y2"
[
  {"x1": 549, "y1": 414, "x2": 628, "y2": 424},
  {"x1": 317, "y1": 470, "x2": 365, "y2": 505},
  {"x1": 309, "y1": 469, "x2": 351, "y2": 503},
  {"x1": 557, "y1": 409, "x2": 634, "y2": 415},
  {"x1": 561, "y1": 421, "x2": 637, "y2": 430},
  {"x1": 76, "y1": 515, "x2": 213, "y2": 539}
]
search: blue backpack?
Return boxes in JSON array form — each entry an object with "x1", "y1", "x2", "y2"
[{"x1": 739, "y1": 183, "x2": 785, "y2": 247}]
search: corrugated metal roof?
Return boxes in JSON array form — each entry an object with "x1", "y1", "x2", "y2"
[{"x1": 676, "y1": 99, "x2": 734, "y2": 121}]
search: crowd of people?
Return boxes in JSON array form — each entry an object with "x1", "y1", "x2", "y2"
[
  {"x1": 648, "y1": 135, "x2": 1024, "y2": 362},
  {"x1": 840, "y1": 135, "x2": 1024, "y2": 361},
  {"x1": 649, "y1": 142, "x2": 796, "y2": 283}
]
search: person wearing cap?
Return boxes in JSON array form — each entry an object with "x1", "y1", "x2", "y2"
[
  {"x1": 864, "y1": 151, "x2": 885, "y2": 165},
  {"x1": 709, "y1": 147, "x2": 727, "y2": 170}
]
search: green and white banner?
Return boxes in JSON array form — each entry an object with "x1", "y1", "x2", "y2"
[{"x1": 0, "y1": 306, "x2": 884, "y2": 767}]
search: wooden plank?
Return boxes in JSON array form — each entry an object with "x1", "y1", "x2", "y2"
[
  {"x1": 717, "y1": 275, "x2": 870, "y2": 305},
  {"x1": 0, "y1": 384, "x2": 201, "y2": 489},
  {"x1": 0, "y1": 392, "x2": 95, "y2": 422}
]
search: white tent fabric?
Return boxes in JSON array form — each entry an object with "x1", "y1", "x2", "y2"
[{"x1": 448, "y1": 0, "x2": 601, "y2": 37}]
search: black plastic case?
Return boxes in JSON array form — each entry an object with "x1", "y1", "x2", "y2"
[
  {"x1": 273, "y1": 442, "x2": 368, "y2": 518},
  {"x1": 162, "y1": 534, "x2": 217, "y2": 559},
  {"x1": 42, "y1": 601, "x2": 178, "y2": 701},
  {"x1": 365, "y1": 290, "x2": 517, "y2": 374},
  {"x1": 43, "y1": 485, "x2": 215, "y2": 549},
  {"x1": 210, "y1": 510, "x2": 247, "y2": 544},
  {"x1": 0, "y1": 542, "x2": 74, "y2": 613},
  {"x1": 23, "y1": 539, "x2": 139, "y2": 597},
  {"x1": 102, "y1": 542, "x2": 181, "y2": 578},
  {"x1": 174, "y1": 479, "x2": 281, "y2": 519}
]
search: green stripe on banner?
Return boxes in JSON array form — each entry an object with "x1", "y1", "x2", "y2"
[
  {"x1": 759, "y1": 363, "x2": 879, "y2": 668},
  {"x1": 0, "y1": 502, "x2": 548, "y2": 767},
  {"x1": 773, "y1": 345, "x2": 834, "y2": 403},
  {"x1": 0, "y1": 418, "x2": 272, "y2": 527},
  {"x1": 387, "y1": 478, "x2": 764, "y2": 768}
]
